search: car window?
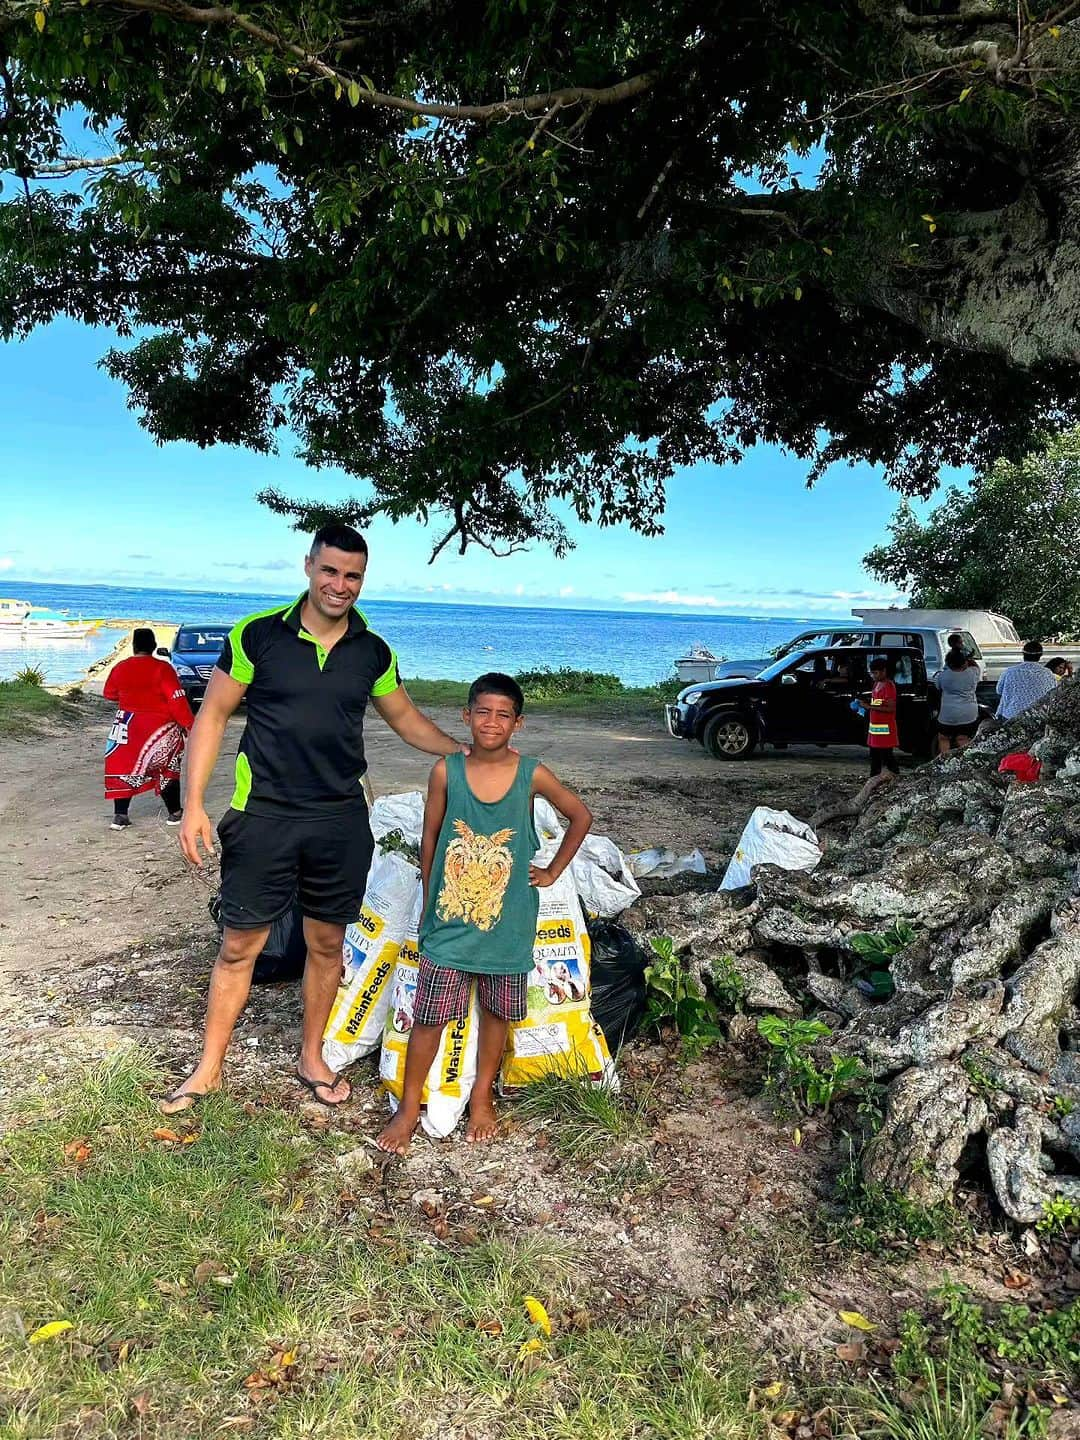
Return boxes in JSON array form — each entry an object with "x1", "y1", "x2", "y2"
[
  {"x1": 879, "y1": 632, "x2": 908, "y2": 649},
  {"x1": 892, "y1": 654, "x2": 915, "y2": 686},
  {"x1": 962, "y1": 631, "x2": 983, "y2": 660},
  {"x1": 175, "y1": 628, "x2": 230, "y2": 652},
  {"x1": 779, "y1": 630, "x2": 832, "y2": 657}
]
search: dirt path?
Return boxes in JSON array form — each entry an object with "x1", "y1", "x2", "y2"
[{"x1": 0, "y1": 698, "x2": 864, "y2": 978}]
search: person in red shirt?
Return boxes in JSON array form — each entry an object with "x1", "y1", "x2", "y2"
[
  {"x1": 847, "y1": 654, "x2": 900, "y2": 813},
  {"x1": 103, "y1": 627, "x2": 194, "y2": 831}
]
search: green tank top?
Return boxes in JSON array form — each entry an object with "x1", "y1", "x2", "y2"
[{"x1": 419, "y1": 752, "x2": 540, "y2": 975}]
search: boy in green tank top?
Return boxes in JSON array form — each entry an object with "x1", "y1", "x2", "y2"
[{"x1": 377, "y1": 673, "x2": 592, "y2": 1154}]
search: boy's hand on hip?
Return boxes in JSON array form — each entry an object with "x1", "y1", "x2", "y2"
[
  {"x1": 179, "y1": 806, "x2": 214, "y2": 866},
  {"x1": 529, "y1": 864, "x2": 556, "y2": 888}
]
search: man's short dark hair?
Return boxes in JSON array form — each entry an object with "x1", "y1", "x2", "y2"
[
  {"x1": 310, "y1": 523, "x2": 368, "y2": 558},
  {"x1": 869, "y1": 653, "x2": 892, "y2": 676},
  {"x1": 467, "y1": 672, "x2": 524, "y2": 716},
  {"x1": 133, "y1": 627, "x2": 157, "y2": 655},
  {"x1": 945, "y1": 648, "x2": 968, "y2": 671},
  {"x1": 1023, "y1": 640, "x2": 1044, "y2": 660},
  {"x1": 947, "y1": 633, "x2": 964, "y2": 649}
]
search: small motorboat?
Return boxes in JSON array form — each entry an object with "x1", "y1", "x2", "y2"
[
  {"x1": 20, "y1": 616, "x2": 103, "y2": 638},
  {"x1": 674, "y1": 642, "x2": 721, "y2": 684},
  {"x1": 0, "y1": 598, "x2": 102, "y2": 638}
]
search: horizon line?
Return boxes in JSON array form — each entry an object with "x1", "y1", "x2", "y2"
[{"x1": 2, "y1": 577, "x2": 875, "y2": 626}]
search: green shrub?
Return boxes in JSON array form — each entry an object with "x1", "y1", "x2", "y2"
[
  {"x1": 13, "y1": 663, "x2": 46, "y2": 687},
  {"x1": 644, "y1": 935, "x2": 723, "y2": 1056},
  {"x1": 757, "y1": 1015, "x2": 867, "y2": 1114},
  {"x1": 514, "y1": 666, "x2": 625, "y2": 699}
]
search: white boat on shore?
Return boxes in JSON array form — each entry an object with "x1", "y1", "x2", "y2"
[
  {"x1": 0, "y1": 598, "x2": 32, "y2": 627},
  {"x1": 0, "y1": 597, "x2": 101, "y2": 638}
]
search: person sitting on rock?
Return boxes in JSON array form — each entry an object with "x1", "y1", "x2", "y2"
[{"x1": 996, "y1": 641, "x2": 1057, "y2": 720}]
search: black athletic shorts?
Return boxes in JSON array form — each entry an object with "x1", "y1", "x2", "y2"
[
  {"x1": 869, "y1": 748, "x2": 899, "y2": 777},
  {"x1": 937, "y1": 721, "x2": 976, "y2": 740},
  {"x1": 217, "y1": 806, "x2": 374, "y2": 929}
]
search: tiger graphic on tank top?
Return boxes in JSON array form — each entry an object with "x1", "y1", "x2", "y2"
[{"x1": 435, "y1": 819, "x2": 516, "y2": 932}]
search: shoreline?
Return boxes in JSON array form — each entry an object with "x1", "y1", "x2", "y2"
[{"x1": 81, "y1": 617, "x2": 180, "y2": 690}]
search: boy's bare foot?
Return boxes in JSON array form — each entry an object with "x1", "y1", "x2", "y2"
[
  {"x1": 159, "y1": 1068, "x2": 221, "y2": 1115},
  {"x1": 466, "y1": 1093, "x2": 500, "y2": 1143},
  {"x1": 377, "y1": 1108, "x2": 419, "y2": 1155}
]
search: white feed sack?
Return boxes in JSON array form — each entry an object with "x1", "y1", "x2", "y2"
[
  {"x1": 719, "y1": 806, "x2": 822, "y2": 891},
  {"x1": 321, "y1": 849, "x2": 421, "y2": 1071},
  {"x1": 379, "y1": 946, "x2": 480, "y2": 1139},
  {"x1": 501, "y1": 841, "x2": 618, "y2": 1092}
]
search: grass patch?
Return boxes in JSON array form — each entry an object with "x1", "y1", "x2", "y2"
[
  {"x1": 852, "y1": 1349, "x2": 1045, "y2": 1439},
  {"x1": 0, "y1": 1052, "x2": 765, "y2": 1439},
  {"x1": 828, "y1": 1178, "x2": 969, "y2": 1255},
  {"x1": 514, "y1": 1068, "x2": 646, "y2": 1163},
  {"x1": 0, "y1": 679, "x2": 83, "y2": 737}
]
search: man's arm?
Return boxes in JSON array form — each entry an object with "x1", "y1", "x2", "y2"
[
  {"x1": 371, "y1": 685, "x2": 464, "y2": 756},
  {"x1": 178, "y1": 668, "x2": 246, "y2": 865},
  {"x1": 420, "y1": 760, "x2": 448, "y2": 912},
  {"x1": 529, "y1": 764, "x2": 593, "y2": 888}
]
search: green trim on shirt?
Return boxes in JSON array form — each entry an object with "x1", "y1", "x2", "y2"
[
  {"x1": 231, "y1": 752, "x2": 253, "y2": 811},
  {"x1": 371, "y1": 643, "x2": 400, "y2": 696},
  {"x1": 226, "y1": 602, "x2": 291, "y2": 685}
]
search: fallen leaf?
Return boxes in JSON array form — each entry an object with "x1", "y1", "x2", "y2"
[
  {"x1": 131, "y1": 1394, "x2": 150, "y2": 1417},
  {"x1": 477, "y1": 1319, "x2": 503, "y2": 1335},
  {"x1": 63, "y1": 1138, "x2": 92, "y2": 1166},
  {"x1": 217, "y1": 1418, "x2": 255, "y2": 1431},
  {"x1": 761, "y1": 1380, "x2": 785, "y2": 1400},
  {"x1": 211, "y1": 1274, "x2": 236, "y2": 1287},
  {"x1": 836, "y1": 1341, "x2": 865, "y2": 1363},
  {"x1": 1002, "y1": 1269, "x2": 1030, "y2": 1290},
  {"x1": 472, "y1": 1195, "x2": 494, "y2": 1207},
  {"x1": 839, "y1": 1310, "x2": 876, "y2": 1332},
  {"x1": 523, "y1": 1295, "x2": 552, "y2": 1336},
  {"x1": 517, "y1": 1337, "x2": 544, "y2": 1360},
  {"x1": 28, "y1": 1319, "x2": 73, "y2": 1344},
  {"x1": 792, "y1": 1127, "x2": 803, "y2": 1148},
  {"x1": 277, "y1": 1348, "x2": 298, "y2": 1368},
  {"x1": 152, "y1": 1128, "x2": 180, "y2": 1143},
  {"x1": 193, "y1": 1260, "x2": 225, "y2": 1285},
  {"x1": 181, "y1": 1133, "x2": 199, "y2": 1146}
]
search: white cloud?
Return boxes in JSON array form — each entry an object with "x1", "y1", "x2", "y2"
[
  {"x1": 0, "y1": 556, "x2": 13, "y2": 572},
  {"x1": 514, "y1": 583, "x2": 525, "y2": 596},
  {"x1": 558, "y1": 586, "x2": 574, "y2": 598},
  {"x1": 620, "y1": 590, "x2": 725, "y2": 609}
]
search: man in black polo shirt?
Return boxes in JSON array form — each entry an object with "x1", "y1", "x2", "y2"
[{"x1": 162, "y1": 523, "x2": 464, "y2": 1113}]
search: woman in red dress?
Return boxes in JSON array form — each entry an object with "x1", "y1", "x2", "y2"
[{"x1": 103, "y1": 628, "x2": 194, "y2": 831}]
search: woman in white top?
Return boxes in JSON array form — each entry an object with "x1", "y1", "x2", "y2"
[{"x1": 932, "y1": 648, "x2": 980, "y2": 755}]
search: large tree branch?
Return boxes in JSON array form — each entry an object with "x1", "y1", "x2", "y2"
[{"x1": 74, "y1": 0, "x2": 656, "y2": 122}]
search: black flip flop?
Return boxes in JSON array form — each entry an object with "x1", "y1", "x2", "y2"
[
  {"x1": 158, "y1": 1088, "x2": 212, "y2": 1114},
  {"x1": 295, "y1": 1070, "x2": 352, "y2": 1108}
]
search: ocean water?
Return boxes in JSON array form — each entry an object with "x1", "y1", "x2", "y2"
[{"x1": 0, "y1": 580, "x2": 833, "y2": 688}]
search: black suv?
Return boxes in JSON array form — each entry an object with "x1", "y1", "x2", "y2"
[
  {"x1": 167, "y1": 624, "x2": 231, "y2": 707},
  {"x1": 665, "y1": 646, "x2": 939, "y2": 760}
]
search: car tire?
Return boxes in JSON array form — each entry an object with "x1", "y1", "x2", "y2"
[{"x1": 702, "y1": 711, "x2": 757, "y2": 760}]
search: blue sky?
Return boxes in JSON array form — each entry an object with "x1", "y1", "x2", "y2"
[{"x1": 0, "y1": 316, "x2": 944, "y2": 617}]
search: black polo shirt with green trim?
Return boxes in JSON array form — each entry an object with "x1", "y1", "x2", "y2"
[{"x1": 216, "y1": 596, "x2": 401, "y2": 816}]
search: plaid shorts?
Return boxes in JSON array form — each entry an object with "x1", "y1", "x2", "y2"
[{"x1": 412, "y1": 954, "x2": 528, "y2": 1026}]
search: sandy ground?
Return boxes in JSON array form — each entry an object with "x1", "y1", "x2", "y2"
[{"x1": 0, "y1": 692, "x2": 865, "y2": 977}]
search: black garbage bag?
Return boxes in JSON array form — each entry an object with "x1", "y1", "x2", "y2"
[
  {"x1": 208, "y1": 892, "x2": 306, "y2": 984},
  {"x1": 587, "y1": 918, "x2": 649, "y2": 1053}
]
